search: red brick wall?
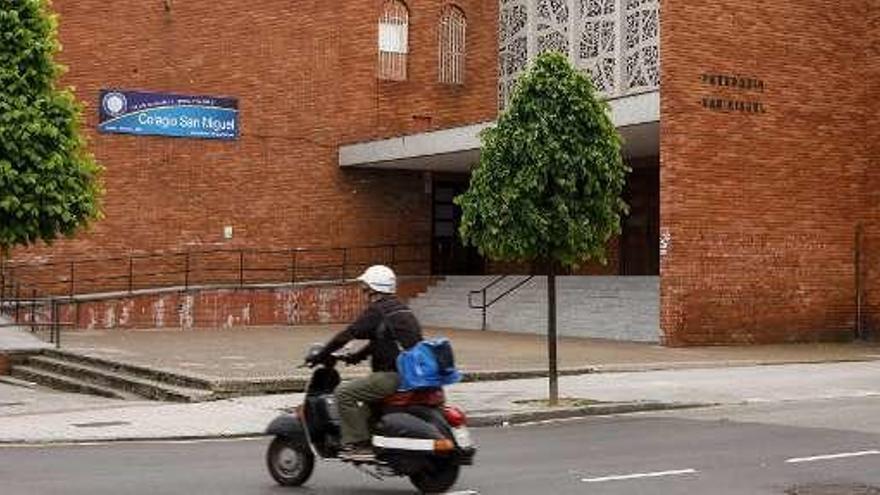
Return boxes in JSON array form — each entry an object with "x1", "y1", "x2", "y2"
[
  {"x1": 863, "y1": 5, "x2": 880, "y2": 337},
  {"x1": 62, "y1": 286, "x2": 367, "y2": 330},
  {"x1": 12, "y1": 277, "x2": 434, "y2": 331},
  {"x1": 9, "y1": 1, "x2": 498, "y2": 276},
  {"x1": 661, "y1": 1, "x2": 871, "y2": 344}
]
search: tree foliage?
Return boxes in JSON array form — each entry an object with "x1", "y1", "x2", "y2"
[
  {"x1": 0, "y1": 0, "x2": 102, "y2": 253},
  {"x1": 456, "y1": 52, "x2": 629, "y2": 268}
]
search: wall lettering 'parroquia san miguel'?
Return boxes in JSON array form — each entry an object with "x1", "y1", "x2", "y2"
[{"x1": 700, "y1": 72, "x2": 767, "y2": 114}]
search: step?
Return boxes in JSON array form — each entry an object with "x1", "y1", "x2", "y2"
[
  {"x1": 41, "y1": 349, "x2": 213, "y2": 390},
  {"x1": 414, "y1": 304, "x2": 484, "y2": 313},
  {"x1": 411, "y1": 294, "x2": 471, "y2": 304},
  {"x1": 24, "y1": 355, "x2": 214, "y2": 403},
  {"x1": 421, "y1": 320, "x2": 482, "y2": 327},
  {"x1": 414, "y1": 300, "x2": 484, "y2": 309},
  {"x1": 409, "y1": 276, "x2": 661, "y2": 341},
  {"x1": 11, "y1": 366, "x2": 135, "y2": 400},
  {"x1": 421, "y1": 321, "x2": 482, "y2": 330},
  {"x1": 416, "y1": 311, "x2": 482, "y2": 322}
]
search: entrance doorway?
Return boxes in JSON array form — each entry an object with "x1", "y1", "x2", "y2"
[
  {"x1": 431, "y1": 178, "x2": 483, "y2": 275},
  {"x1": 620, "y1": 162, "x2": 659, "y2": 275}
]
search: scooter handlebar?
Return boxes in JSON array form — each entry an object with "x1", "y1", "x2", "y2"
[{"x1": 301, "y1": 350, "x2": 352, "y2": 369}]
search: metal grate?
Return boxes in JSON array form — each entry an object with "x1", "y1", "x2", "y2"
[
  {"x1": 378, "y1": 0, "x2": 409, "y2": 81},
  {"x1": 439, "y1": 5, "x2": 467, "y2": 85}
]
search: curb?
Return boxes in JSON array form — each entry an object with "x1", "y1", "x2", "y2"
[
  {"x1": 0, "y1": 400, "x2": 711, "y2": 446},
  {"x1": 0, "y1": 433, "x2": 265, "y2": 447},
  {"x1": 590, "y1": 357, "x2": 880, "y2": 374},
  {"x1": 461, "y1": 367, "x2": 597, "y2": 382},
  {"x1": 468, "y1": 401, "x2": 711, "y2": 427},
  {"x1": 7, "y1": 348, "x2": 879, "y2": 401},
  {"x1": 211, "y1": 367, "x2": 600, "y2": 394},
  {"x1": 155, "y1": 357, "x2": 880, "y2": 397}
]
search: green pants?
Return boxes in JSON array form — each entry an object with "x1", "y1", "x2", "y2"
[{"x1": 335, "y1": 371, "x2": 399, "y2": 445}]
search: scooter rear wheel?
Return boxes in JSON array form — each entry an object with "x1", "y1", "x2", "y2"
[
  {"x1": 409, "y1": 460, "x2": 460, "y2": 494},
  {"x1": 266, "y1": 436, "x2": 315, "y2": 486}
]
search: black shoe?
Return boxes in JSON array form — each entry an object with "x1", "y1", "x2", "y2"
[{"x1": 338, "y1": 443, "x2": 375, "y2": 462}]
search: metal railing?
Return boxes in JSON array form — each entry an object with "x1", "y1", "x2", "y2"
[
  {"x1": 468, "y1": 275, "x2": 535, "y2": 331},
  {"x1": 0, "y1": 297, "x2": 72, "y2": 348},
  {"x1": 0, "y1": 243, "x2": 430, "y2": 299}
]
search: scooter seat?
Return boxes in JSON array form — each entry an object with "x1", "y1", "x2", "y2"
[{"x1": 382, "y1": 388, "x2": 445, "y2": 407}]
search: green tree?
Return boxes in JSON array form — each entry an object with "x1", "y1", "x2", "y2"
[
  {"x1": 0, "y1": 0, "x2": 102, "y2": 255},
  {"x1": 456, "y1": 52, "x2": 629, "y2": 404}
]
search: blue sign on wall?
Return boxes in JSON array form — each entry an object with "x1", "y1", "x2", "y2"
[{"x1": 98, "y1": 90, "x2": 239, "y2": 140}]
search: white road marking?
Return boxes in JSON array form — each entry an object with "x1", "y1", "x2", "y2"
[
  {"x1": 445, "y1": 491, "x2": 479, "y2": 495},
  {"x1": 785, "y1": 450, "x2": 880, "y2": 464},
  {"x1": 581, "y1": 468, "x2": 697, "y2": 483}
]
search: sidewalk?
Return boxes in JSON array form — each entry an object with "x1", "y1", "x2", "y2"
[
  {"x1": 3, "y1": 359, "x2": 880, "y2": 444},
  {"x1": 2, "y1": 324, "x2": 880, "y2": 444}
]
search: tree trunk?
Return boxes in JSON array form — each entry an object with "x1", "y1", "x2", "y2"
[{"x1": 547, "y1": 260, "x2": 559, "y2": 406}]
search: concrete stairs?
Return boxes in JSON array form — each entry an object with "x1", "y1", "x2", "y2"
[
  {"x1": 409, "y1": 276, "x2": 660, "y2": 342},
  {"x1": 10, "y1": 350, "x2": 216, "y2": 402}
]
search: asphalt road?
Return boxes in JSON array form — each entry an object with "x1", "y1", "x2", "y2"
[{"x1": 2, "y1": 397, "x2": 880, "y2": 495}]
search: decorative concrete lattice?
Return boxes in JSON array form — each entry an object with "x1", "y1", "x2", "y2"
[
  {"x1": 499, "y1": 0, "x2": 530, "y2": 109},
  {"x1": 536, "y1": 0, "x2": 570, "y2": 55},
  {"x1": 576, "y1": 0, "x2": 618, "y2": 95},
  {"x1": 623, "y1": 0, "x2": 660, "y2": 92},
  {"x1": 499, "y1": 0, "x2": 660, "y2": 107}
]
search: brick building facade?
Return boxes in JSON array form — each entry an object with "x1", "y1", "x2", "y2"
[
  {"x1": 660, "y1": 0, "x2": 877, "y2": 344},
  {"x1": 3, "y1": 0, "x2": 878, "y2": 344},
  {"x1": 22, "y1": 0, "x2": 497, "y2": 261},
  {"x1": 865, "y1": 3, "x2": 880, "y2": 334}
]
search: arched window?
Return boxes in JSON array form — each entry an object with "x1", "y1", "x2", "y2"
[
  {"x1": 438, "y1": 5, "x2": 466, "y2": 85},
  {"x1": 378, "y1": 0, "x2": 409, "y2": 81}
]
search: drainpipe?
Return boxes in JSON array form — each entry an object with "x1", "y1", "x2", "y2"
[{"x1": 856, "y1": 223, "x2": 864, "y2": 340}]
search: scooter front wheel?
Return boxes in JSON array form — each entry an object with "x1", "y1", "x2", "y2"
[{"x1": 266, "y1": 436, "x2": 315, "y2": 486}]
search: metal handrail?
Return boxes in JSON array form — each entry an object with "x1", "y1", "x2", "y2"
[
  {"x1": 3, "y1": 242, "x2": 424, "y2": 269},
  {"x1": 0, "y1": 241, "x2": 430, "y2": 347},
  {"x1": 0, "y1": 297, "x2": 73, "y2": 348},
  {"x1": 467, "y1": 274, "x2": 502, "y2": 309},
  {"x1": 468, "y1": 275, "x2": 535, "y2": 331},
  {"x1": 0, "y1": 242, "x2": 430, "y2": 299}
]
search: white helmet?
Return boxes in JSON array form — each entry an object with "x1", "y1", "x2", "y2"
[{"x1": 356, "y1": 265, "x2": 396, "y2": 294}]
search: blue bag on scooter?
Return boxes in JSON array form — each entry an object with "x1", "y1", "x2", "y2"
[{"x1": 396, "y1": 338, "x2": 461, "y2": 391}]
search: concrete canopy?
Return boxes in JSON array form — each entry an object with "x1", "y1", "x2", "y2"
[{"x1": 338, "y1": 91, "x2": 659, "y2": 172}]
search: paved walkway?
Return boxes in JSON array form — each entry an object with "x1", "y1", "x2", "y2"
[
  {"x1": 0, "y1": 316, "x2": 51, "y2": 352},
  {"x1": 54, "y1": 325, "x2": 880, "y2": 379}
]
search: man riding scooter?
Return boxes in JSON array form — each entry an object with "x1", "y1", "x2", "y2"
[{"x1": 305, "y1": 264, "x2": 422, "y2": 461}]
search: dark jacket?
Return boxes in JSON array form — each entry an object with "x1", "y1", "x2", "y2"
[{"x1": 317, "y1": 295, "x2": 423, "y2": 372}]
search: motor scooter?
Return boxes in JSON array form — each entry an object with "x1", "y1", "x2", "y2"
[{"x1": 265, "y1": 344, "x2": 476, "y2": 493}]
